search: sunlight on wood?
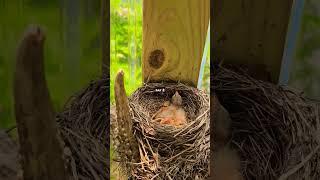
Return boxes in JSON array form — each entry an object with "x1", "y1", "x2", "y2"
[{"x1": 143, "y1": 0, "x2": 210, "y2": 87}]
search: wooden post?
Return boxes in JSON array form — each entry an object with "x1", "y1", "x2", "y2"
[
  {"x1": 14, "y1": 26, "x2": 68, "y2": 180},
  {"x1": 213, "y1": 0, "x2": 293, "y2": 83},
  {"x1": 143, "y1": 0, "x2": 210, "y2": 87}
]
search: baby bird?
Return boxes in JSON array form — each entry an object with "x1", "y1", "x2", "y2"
[{"x1": 152, "y1": 91, "x2": 187, "y2": 127}]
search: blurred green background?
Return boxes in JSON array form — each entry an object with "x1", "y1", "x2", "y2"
[{"x1": 0, "y1": 0, "x2": 102, "y2": 129}]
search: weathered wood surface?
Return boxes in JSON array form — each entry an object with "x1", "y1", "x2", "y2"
[
  {"x1": 213, "y1": 0, "x2": 293, "y2": 82},
  {"x1": 13, "y1": 26, "x2": 68, "y2": 180},
  {"x1": 143, "y1": 0, "x2": 210, "y2": 87}
]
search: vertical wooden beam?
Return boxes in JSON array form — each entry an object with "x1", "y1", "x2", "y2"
[
  {"x1": 14, "y1": 26, "x2": 67, "y2": 180},
  {"x1": 143, "y1": 0, "x2": 210, "y2": 87},
  {"x1": 213, "y1": 0, "x2": 293, "y2": 83}
]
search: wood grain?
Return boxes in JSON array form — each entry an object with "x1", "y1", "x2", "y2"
[
  {"x1": 143, "y1": 0, "x2": 210, "y2": 87},
  {"x1": 213, "y1": 0, "x2": 293, "y2": 83}
]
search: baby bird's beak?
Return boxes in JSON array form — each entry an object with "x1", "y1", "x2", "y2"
[{"x1": 171, "y1": 91, "x2": 182, "y2": 106}]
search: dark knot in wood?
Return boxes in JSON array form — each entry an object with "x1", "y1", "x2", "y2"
[{"x1": 149, "y1": 49, "x2": 164, "y2": 69}]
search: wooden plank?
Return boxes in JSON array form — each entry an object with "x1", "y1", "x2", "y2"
[
  {"x1": 213, "y1": 0, "x2": 293, "y2": 83},
  {"x1": 143, "y1": 0, "x2": 210, "y2": 87}
]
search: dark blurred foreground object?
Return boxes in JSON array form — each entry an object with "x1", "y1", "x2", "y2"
[
  {"x1": 14, "y1": 25, "x2": 68, "y2": 180},
  {"x1": 3, "y1": 25, "x2": 109, "y2": 180},
  {"x1": 213, "y1": 64, "x2": 320, "y2": 179}
]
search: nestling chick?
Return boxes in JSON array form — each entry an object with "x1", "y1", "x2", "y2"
[
  {"x1": 172, "y1": 91, "x2": 183, "y2": 106},
  {"x1": 152, "y1": 91, "x2": 187, "y2": 127}
]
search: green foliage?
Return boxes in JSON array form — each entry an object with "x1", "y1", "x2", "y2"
[{"x1": 110, "y1": 0, "x2": 143, "y2": 104}]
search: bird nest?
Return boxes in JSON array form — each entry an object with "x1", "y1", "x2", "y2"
[
  {"x1": 213, "y1": 65, "x2": 320, "y2": 179},
  {"x1": 1, "y1": 76, "x2": 109, "y2": 180},
  {"x1": 111, "y1": 82, "x2": 210, "y2": 179},
  {"x1": 56, "y1": 76, "x2": 109, "y2": 180}
]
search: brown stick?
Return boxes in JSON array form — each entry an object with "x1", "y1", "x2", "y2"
[
  {"x1": 13, "y1": 25, "x2": 68, "y2": 180},
  {"x1": 114, "y1": 70, "x2": 138, "y2": 162},
  {"x1": 101, "y1": 0, "x2": 109, "y2": 76}
]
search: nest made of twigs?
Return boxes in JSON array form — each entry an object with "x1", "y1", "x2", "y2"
[
  {"x1": 112, "y1": 82, "x2": 210, "y2": 179},
  {"x1": 1, "y1": 76, "x2": 109, "y2": 180},
  {"x1": 213, "y1": 65, "x2": 320, "y2": 180},
  {"x1": 57, "y1": 76, "x2": 109, "y2": 180}
]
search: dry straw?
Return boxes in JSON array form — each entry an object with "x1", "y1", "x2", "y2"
[
  {"x1": 213, "y1": 65, "x2": 320, "y2": 180},
  {"x1": 112, "y1": 82, "x2": 210, "y2": 179}
]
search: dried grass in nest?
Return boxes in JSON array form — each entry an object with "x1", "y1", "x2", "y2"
[
  {"x1": 57, "y1": 76, "x2": 109, "y2": 180},
  {"x1": 213, "y1": 65, "x2": 320, "y2": 180},
  {"x1": 112, "y1": 82, "x2": 210, "y2": 179}
]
